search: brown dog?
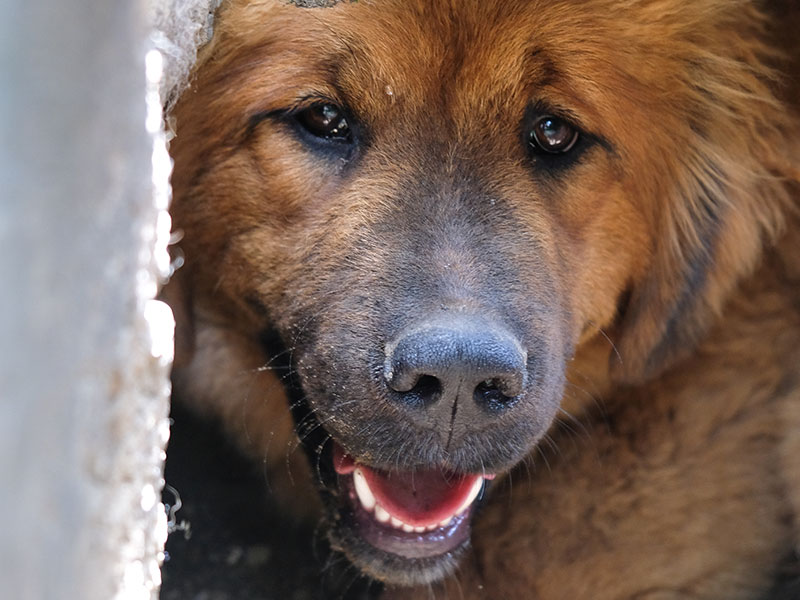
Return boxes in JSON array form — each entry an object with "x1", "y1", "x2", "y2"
[{"x1": 166, "y1": 0, "x2": 800, "y2": 596}]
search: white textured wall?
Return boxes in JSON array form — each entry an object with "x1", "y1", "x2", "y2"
[
  {"x1": 152, "y1": 0, "x2": 220, "y2": 107},
  {"x1": 0, "y1": 0, "x2": 174, "y2": 598}
]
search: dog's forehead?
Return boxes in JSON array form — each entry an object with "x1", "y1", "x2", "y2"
[
  {"x1": 311, "y1": 1, "x2": 579, "y2": 117},
  {"x1": 205, "y1": 0, "x2": 705, "y2": 160},
  {"x1": 214, "y1": 1, "x2": 620, "y2": 118}
]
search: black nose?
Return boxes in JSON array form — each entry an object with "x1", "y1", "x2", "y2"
[{"x1": 383, "y1": 316, "x2": 527, "y2": 410}]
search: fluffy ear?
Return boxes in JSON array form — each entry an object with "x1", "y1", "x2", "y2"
[
  {"x1": 159, "y1": 261, "x2": 196, "y2": 368},
  {"x1": 609, "y1": 6, "x2": 799, "y2": 384},
  {"x1": 611, "y1": 155, "x2": 796, "y2": 384}
]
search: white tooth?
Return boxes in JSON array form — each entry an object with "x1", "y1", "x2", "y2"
[
  {"x1": 414, "y1": 526, "x2": 426, "y2": 533},
  {"x1": 353, "y1": 469, "x2": 376, "y2": 512},
  {"x1": 402, "y1": 523, "x2": 415, "y2": 533},
  {"x1": 472, "y1": 477, "x2": 485, "y2": 501},
  {"x1": 457, "y1": 477, "x2": 485, "y2": 515},
  {"x1": 469, "y1": 476, "x2": 484, "y2": 502},
  {"x1": 425, "y1": 523, "x2": 438, "y2": 531},
  {"x1": 375, "y1": 504, "x2": 391, "y2": 523},
  {"x1": 439, "y1": 516, "x2": 452, "y2": 527},
  {"x1": 390, "y1": 516, "x2": 404, "y2": 528}
]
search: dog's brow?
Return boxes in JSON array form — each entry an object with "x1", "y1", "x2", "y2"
[{"x1": 527, "y1": 47, "x2": 561, "y2": 89}]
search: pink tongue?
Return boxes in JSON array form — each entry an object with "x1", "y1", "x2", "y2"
[
  {"x1": 332, "y1": 442, "x2": 481, "y2": 527},
  {"x1": 360, "y1": 466, "x2": 480, "y2": 527}
]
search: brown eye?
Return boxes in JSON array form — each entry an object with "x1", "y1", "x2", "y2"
[
  {"x1": 295, "y1": 103, "x2": 352, "y2": 142},
  {"x1": 529, "y1": 116, "x2": 578, "y2": 154}
]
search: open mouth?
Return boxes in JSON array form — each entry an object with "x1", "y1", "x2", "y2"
[
  {"x1": 271, "y1": 324, "x2": 526, "y2": 584},
  {"x1": 331, "y1": 443, "x2": 495, "y2": 564}
]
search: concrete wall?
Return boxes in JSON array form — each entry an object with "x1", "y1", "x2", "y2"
[{"x1": 0, "y1": 1, "x2": 173, "y2": 598}]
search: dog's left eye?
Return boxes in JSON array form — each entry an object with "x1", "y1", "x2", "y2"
[
  {"x1": 528, "y1": 116, "x2": 579, "y2": 154},
  {"x1": 294, "y1": 103, "x2": 352, "y2": 143}
]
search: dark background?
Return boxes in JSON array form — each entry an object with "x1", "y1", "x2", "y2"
[{"x1": 160, "y1": 403, "x2": 380, "y2": 600}]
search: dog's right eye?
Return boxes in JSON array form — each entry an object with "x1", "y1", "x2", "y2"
[
  {"x1": 294, "y1": 103, "x2": 353, "y2": 143},
  {"x1": 528, "y1": 116, "x2": 579, "y2": 154}
]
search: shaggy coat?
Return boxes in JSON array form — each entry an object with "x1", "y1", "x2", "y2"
[{"x1": 166, "y1": 0, "x2": 800, "y2": 596}]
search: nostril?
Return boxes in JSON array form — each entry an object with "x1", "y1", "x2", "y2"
[
  {"x1": 474, "y1": 378, "x2": 517, "y2": 409},
  {"x1": 402, "y1": 375, "x2": 442, "y2": 407}
]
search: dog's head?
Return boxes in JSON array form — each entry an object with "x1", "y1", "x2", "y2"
[{"x1": 167, "y1": 0, "x2": 795, "y2": 585}]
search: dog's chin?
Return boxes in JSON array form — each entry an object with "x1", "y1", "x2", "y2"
[{"x1": 321, "y1": 442, "x2": 494, "y2": 586}]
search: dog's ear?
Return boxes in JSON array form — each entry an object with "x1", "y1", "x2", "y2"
[
  {"x1": 611, "y1": 155, "x2": 796, "y2": 384},
  {"x1": 609, "y1": 12, "x2": 799, "y2": 384},
  {"x1": 160, "y1": 262, "x2": 195, "y2": 368}
]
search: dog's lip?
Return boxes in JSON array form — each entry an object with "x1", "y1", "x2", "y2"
[{"x1": 332, "y1": 442, "x2": 495, "y2": 559}]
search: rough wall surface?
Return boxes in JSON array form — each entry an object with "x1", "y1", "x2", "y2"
[
  {"x1": 0, "y1": 1, "x2": 173, "y2": 599},
  {"x1": 151, "y1": 0, "x2": 221, "y2": 107}
]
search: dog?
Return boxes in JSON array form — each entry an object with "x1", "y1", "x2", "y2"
[{"x1": 165, "y1": 0, "x2": 800, "y2": 595}]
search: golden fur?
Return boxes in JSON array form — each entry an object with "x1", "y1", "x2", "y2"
[{"x1": 166, "y1": 0, "x2": 800, "y2": 596}]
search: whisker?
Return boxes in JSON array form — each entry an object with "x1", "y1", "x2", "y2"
[
  {"x1": 246, "y1": 344, "x2": 296, "y2": 374},
  {"x1": 314, "y1": 433, "x2": 333, "y2": 486},
  {"x1": 534, "y1": 443, "x2": 552, "y2": 473},
  {"x1": 541, "y1": 432, "x2": 561, "y2": 457},
  {"x1": 585, "y1": 319, "x2": 623, "y2": 366}
]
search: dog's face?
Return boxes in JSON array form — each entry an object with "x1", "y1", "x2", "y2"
[{"x1": 169, "y1": 0, "x2": 791, "y2": 586}]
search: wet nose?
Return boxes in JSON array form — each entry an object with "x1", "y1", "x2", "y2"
[{"x1": 383, "y1": 316, "x2": 527, "y2": 411}]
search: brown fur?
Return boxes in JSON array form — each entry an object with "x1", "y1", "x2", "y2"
[
  {"x1": 167, "y1": 0, "x2": 800, "y2": 596},
  {"x1": 386, "y1": 230, "x2": 800, "y2": 598}
]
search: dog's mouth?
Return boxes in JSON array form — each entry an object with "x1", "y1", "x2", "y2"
[
  {"x1": 273, "y1": 325, "x2": 533, "y2": 584},
  {"x1": 331, "y1": 443, "x2": 495, "y2": 563}
]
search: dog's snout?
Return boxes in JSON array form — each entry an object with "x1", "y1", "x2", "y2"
[{"x1": 383, "y1": 316, "x2": 527, "y2": 410}]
